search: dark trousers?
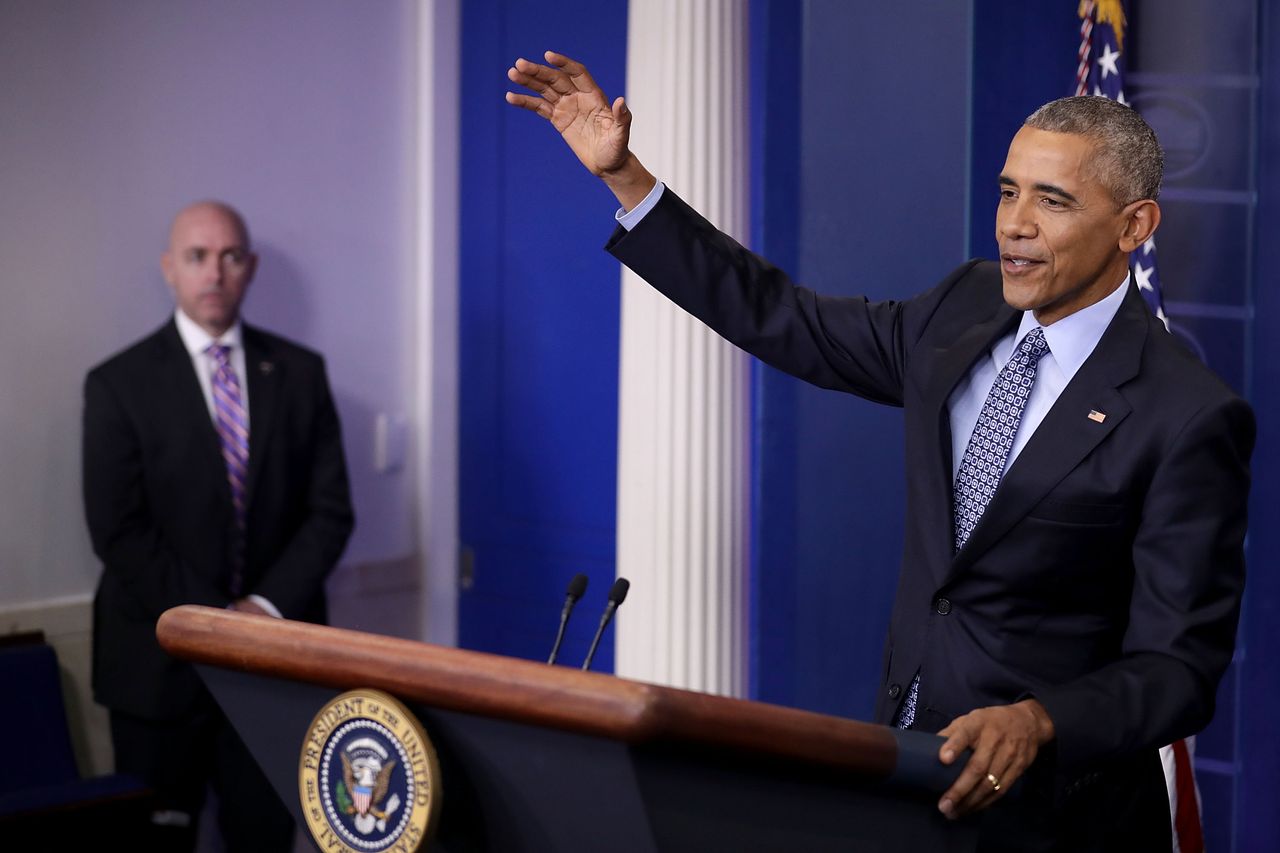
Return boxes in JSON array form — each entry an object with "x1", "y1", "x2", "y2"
[
  {"x1": 977, "y1": 751, "x2": 1173, "y2": 853},
  {"x1": 110, "y1": 703, "x2": 294, "y2": 852}
]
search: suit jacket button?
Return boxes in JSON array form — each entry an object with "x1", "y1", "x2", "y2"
[
  {"x1": 935, "y1": 598, "x2": 952, "y2": 615},
  {"x1": 888, "y1": 683, "x2": 902, "y2": 700}
]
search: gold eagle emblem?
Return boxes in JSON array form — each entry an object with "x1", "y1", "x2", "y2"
[
  {"x1": 339, "y1": 751, "x2": 398, "y2": 818},
  {"x1": 1079, "y1": 0, "x2": 1127, "y2": 52}
]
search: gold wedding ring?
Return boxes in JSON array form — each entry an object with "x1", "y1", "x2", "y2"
[{"x1": 987, "y1": 772, "x2": 1001, "y2": 792}]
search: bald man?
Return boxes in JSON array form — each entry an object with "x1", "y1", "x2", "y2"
[{"x1": 82, "y1": 201, "x2": 354, "y2": 850}]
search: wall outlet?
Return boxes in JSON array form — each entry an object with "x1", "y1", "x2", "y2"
[{"x1": 373, "y1": 413, "x2": 407, "y2": 474}]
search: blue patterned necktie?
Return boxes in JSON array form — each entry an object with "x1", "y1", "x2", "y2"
[
  {"x1": 952, "y1": 326, "x2": 1050, "y2": 551},
  {"x1": 208, "y1": 344, "x2": 250, "y2": 596},
  {"x1": 894, "y1": 326, "x2": 1050, "y2": 729}
]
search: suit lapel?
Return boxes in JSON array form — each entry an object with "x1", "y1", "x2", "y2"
[
  {"x1": 242, "y1": 325, "x2": 282, "y2": 504},
  {"x1": 154, "y1": 320, "x2": 228, "y2": 488},
  {"x1": 917, "y1": 302, "x2": 1020, "y2": 587},
  {"x1": 948, "y1": 285, "x2": 1149, "y2": 577}
]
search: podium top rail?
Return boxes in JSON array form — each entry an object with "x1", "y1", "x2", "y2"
[{"x1": 158, "y1": 605, "x2": 901, "y2": 780}]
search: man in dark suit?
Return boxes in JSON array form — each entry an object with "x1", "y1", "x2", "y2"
[
  {"x1": 505, "y1": 53, "x2": 1254, "y2": 851},
  {"x1": 82, "y1": 200, "x2": 354, "y2": 850}
]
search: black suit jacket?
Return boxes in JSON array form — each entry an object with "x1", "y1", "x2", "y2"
[
  {"x1": 83, "y1": 318, "x2": 354, "y2": 720},
  {"x1": 607, "y1": 190, "x2": 1254, "y2": 848}
]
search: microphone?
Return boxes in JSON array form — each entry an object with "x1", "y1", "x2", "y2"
[
  {"x1": 582, "y1": 577, "x2": 630, "y2": 671},
  {"x1": 547, "y1": 573, "x2": 589, "y2": 665}
]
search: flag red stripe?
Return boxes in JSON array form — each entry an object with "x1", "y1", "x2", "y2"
[{"x1": 1171, "y1": 738, "x2": 1204, "y2": 853}]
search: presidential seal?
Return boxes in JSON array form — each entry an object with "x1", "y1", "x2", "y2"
[{"x1": 299, "y1": 689, "x2": 440, "y2": 853}]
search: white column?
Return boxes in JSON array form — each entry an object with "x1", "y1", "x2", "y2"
[
  {"x1": 615, "y1": 0, "x2": 750, "y2": 697},
  {"x1": 414, "y1": 0, "x2": 460, "y2": 646}
]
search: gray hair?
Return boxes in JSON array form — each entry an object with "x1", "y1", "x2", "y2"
[{"x1": 1024, "y1": 95, "x2": 1163, "y2": 206}]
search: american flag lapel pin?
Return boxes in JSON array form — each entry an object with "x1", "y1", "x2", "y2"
[{"x1": 1087, "y1": 409, "x2": 1106, "y2": 423}]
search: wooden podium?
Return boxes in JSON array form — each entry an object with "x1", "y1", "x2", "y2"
[{"x1": 157, "y1": 606, "x2": 978, "y2": 852}]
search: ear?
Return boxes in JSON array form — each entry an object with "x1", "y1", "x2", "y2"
[
  {"x1": 1118, "y1": 199, "x2": 1160, "y2": 253},
  {"x1": 160, "y1": 251, "x2": 177, "y2": 289}
]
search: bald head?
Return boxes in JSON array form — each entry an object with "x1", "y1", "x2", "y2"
[
  {"x1": 161, "y1": 200, "x2": 256, "y2": 336},
  {"x1": 167, "y1": 200, "x2": 251, "y2": 252}
]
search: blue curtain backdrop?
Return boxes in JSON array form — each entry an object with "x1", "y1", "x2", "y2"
[
  {"x1": 747, "y1": 0, "x2": 970, "y2": 720},
  {"x1": 458, "y1": 0, "x2": 627, "y2": 669}
]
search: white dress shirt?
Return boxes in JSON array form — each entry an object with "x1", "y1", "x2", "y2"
[
  {"x1": 172, "y1": 309, "x2": 279, "y2": 618},
  {"x1": 172, "y1": 308, "x2": 251, "y2": 428}
]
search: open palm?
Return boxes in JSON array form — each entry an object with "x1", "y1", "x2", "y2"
[{"x1": 506, "y1": 52, "x2": 631, "y2": 176}]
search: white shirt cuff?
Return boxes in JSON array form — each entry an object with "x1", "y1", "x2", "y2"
[
  {"x1": 246, "y1": 594, "x2": 283, "y2": 618},
  {"x1": 616, "y1": 181, "x2": 666, "y2": 231}
]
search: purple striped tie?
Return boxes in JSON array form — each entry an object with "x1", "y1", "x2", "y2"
[{"x1": 208, "y1": 344, "x2": 249, "y2": 596}]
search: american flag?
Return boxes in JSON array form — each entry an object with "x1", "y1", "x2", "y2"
[
  {"x1": 1075, "y1": 0, "x2": 1169, "y2": 330},
  {"x1": 1076, "y1": 4, "x2": 1201, "y2": 851}
]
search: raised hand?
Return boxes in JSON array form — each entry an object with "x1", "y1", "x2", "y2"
[{"x1": 506, "y1": 51, "x2": 656, "y2": 209}]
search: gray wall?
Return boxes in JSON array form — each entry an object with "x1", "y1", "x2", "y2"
[
  {"x1": 1, "y1": 0, "x2": 419, "y2": 605},
  {"x1": 0, "y1": 0, "x2": 424, "y2": 778}
]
